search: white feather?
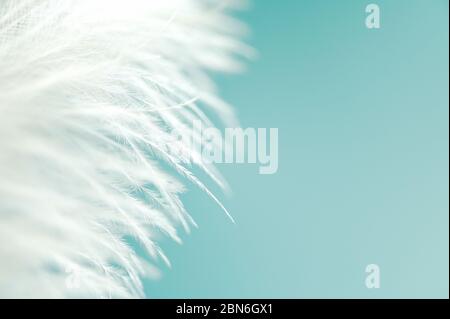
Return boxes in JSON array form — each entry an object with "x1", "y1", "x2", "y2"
[{"x1": 0, "y1": 0, "x2": 250, "y2": 298}]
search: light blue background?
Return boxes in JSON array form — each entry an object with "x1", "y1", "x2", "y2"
[{"x1": 145, "y1": 0, "x2": 449, "y2": 298}]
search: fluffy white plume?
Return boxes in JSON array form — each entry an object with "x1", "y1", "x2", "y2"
[{"x1": 0, "y1": 0, "x2": 250, "y2": 298}]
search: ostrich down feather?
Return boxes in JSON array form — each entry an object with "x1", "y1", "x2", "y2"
[{"x1": 0, "y1": 0, "x2": 251, "y2": 298}]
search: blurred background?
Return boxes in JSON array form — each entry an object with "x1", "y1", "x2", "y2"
[{"x1": 145, "y1": 0, "x2": 449, "y2": 298}]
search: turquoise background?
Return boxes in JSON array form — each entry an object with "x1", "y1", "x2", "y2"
[{"x1": 145, "y1": 0, "x2": 449, "y2": 298}]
